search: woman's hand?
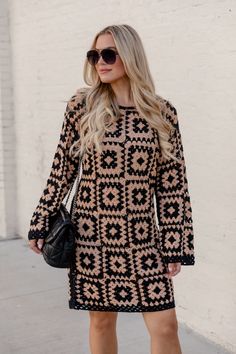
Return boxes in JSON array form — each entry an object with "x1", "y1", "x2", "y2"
[
  {"x1": 28, "y1": 238, "x2": 44, "y2": 254},
  {"x1": 166, "y1": 262, "x2": 181, "y2": 278}
]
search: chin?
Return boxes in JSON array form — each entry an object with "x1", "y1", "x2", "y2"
[{"x1": 100, "y1": 79, "x2": 113, "y2": 83}]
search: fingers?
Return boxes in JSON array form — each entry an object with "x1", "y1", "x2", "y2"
[
  {"x1": 28, "y1": 238, "x2": 44, "y2": 254},
  {"x1": 166, "y1": 262, "x2": 181, "y2": 278},
  {"x1": 37, "y1": 238, "x2": 44, "y2": 250}
]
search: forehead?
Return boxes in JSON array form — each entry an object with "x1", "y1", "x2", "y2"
[
  {"x1": 94, "y1": 46, "x2": 117, "y2": 51},
  {"x1": 95, "y1": 33, "x2": 116, "y2": 50}
]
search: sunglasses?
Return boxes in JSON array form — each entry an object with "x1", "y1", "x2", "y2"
[{"x1": 87, "y1": 48, "x2": 119, "y2": 66}]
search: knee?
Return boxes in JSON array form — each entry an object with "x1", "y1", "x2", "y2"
[
  {"x1": 89, "y1": 311, "x2": 117, "y2": 332},
  {"x1": 156, "y1": 320, "x2": 178, "y2": 338}
]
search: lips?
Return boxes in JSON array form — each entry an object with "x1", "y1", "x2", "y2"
[{"x1": 99, "y1": 70, "x2": 111, "y2": 73}]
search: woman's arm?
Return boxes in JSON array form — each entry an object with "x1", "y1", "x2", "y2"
[
  {"x1": 28, "y1": 88, "x2": 86, "y2": 241},
  {"x1": 155, "y1": 100, "x2": 195, "y2": 266}
]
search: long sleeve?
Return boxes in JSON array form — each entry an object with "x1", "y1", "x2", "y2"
[
  {"x1": 155, "y1": 99, "x2": 195, "y2": 266},
  {"x1": 28, "y1": 89, "x2": 86, "y2": 240}
]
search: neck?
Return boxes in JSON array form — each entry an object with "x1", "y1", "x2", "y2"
[{"x1": 110, "y1": 77, "x2": 134, "y2": 106}]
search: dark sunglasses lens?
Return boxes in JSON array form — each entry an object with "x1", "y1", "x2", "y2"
[
  {"x1": 87, "y1": 50, "x2": 99, "y2": 65},
  {"x1": 102, "y1": 49, "x2": 117, "y2": 64}
]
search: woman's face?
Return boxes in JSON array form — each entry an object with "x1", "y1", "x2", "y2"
[{"x1": 94, "y1": 33, "x2": 126, "y2": 83}]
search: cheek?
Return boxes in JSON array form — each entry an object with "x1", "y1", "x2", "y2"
[{"x1": 113, "y1": 58, "x2": 125, "y2": 75}]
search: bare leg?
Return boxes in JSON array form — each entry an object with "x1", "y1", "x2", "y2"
[
  {"x1": 89, "y1": 311, "x2": 118, "y2": 354},
  {"x1": 142, "y1": 308, "x2": 182, "y2": 354}
]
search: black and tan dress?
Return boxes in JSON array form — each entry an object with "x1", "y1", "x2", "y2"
[{"x1": 28, "y1": 87, "x2": 195, "y2": 312}]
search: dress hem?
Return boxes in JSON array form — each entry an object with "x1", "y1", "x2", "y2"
[{"x1": 68, "y1": 299, "x2": 176, "y2": 313}]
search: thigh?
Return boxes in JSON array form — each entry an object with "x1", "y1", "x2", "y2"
[{"x1": 89, "y1": 311, "x2": 118, "y2": 323}]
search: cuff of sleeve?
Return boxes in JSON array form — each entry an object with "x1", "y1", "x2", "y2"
[
  {"x1": 28, "y1": 229, "x2": 49, "y2": 240},
  {"x1": 162, "y1": 254, "x2": 195, "y2": 266}
]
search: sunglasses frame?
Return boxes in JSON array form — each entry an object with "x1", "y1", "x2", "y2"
[{"x1": 87, "y1": 47, "x2": 119, "y2": 66}]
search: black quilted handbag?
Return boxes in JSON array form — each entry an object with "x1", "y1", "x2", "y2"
[{"x1": 42, "y1": 152, "x2": 84, "y2": 268}]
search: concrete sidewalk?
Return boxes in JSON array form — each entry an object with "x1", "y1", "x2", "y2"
[{"x1": 0, "y1": 238, "x2": 232, "y2": 354}]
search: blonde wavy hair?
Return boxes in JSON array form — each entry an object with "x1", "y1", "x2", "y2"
[{"x1": 70, "y1": 24, "x2": 178, "y2": 162}]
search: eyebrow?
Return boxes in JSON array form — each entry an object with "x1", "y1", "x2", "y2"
[{"x1": 94, "y1": 46, "x2": 117, "y2": 50}]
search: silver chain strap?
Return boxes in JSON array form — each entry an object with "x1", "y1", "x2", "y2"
[{"x1": 64, "y1": 151, "x2": 84, "y2": 221}]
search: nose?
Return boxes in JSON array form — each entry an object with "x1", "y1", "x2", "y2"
[{"x1": 97, "y1": 54, "x2": 105, "y2": 64}]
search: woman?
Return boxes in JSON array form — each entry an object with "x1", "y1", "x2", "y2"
[{"x1": 28, "y1": 24, "x2": 195, "y2": 354}]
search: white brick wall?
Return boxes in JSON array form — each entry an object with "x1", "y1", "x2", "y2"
[
  {"x1": 3, "y1": 0, "x2": 236, "y2": 351},
  {"x1": 0, "y1": 0, "x2": 17, "y2": 239}
]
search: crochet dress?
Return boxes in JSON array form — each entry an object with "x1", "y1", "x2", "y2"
[{"x1": 28, "y1": 87, "x2": 195, "y2": 312}]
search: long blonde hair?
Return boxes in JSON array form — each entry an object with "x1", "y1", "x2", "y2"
[{"x1": 70, "y1": 24, "x2": 178, "y2": 162}]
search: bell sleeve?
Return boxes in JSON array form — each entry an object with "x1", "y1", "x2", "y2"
[
  {"x1": 28, "y1": 90, "x2": 84, "y2": 240},
  {"x1": 155, "y1": 100, "x2": 195, "y2": 265}
]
